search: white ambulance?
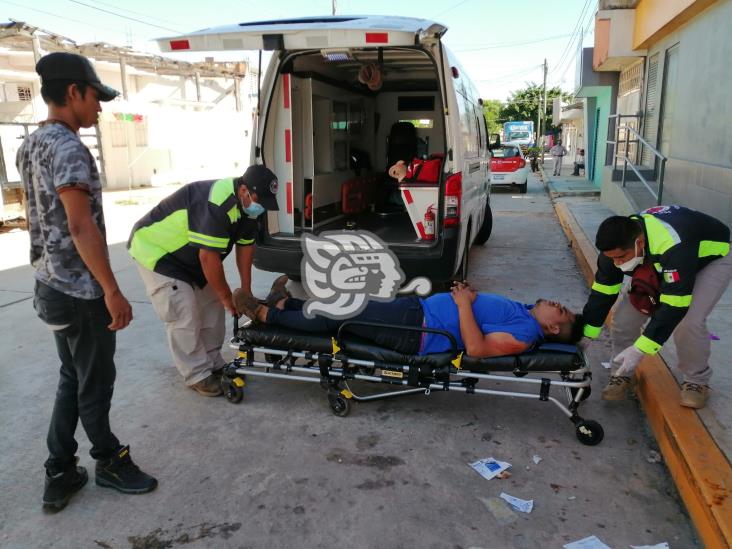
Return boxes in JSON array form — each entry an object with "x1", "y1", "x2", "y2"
[{"x1": 158, "y1": 15, "x2": 493, "y2": 284}]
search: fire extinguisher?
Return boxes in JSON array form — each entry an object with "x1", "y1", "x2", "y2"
[{"x1": 423, "y1": 204, "x2": 435, "y2": 241}]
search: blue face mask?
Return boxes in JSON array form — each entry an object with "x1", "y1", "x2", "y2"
[{"x1": 243, "y1": 201, "x2": 265, "y2": 218}]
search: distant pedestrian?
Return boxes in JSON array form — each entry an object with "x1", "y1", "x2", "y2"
[
  {"x1": 572, "y1": 148, "x2": 585, "y2": 176},
  {"x1": 550, "y1": 140, "x2": 567, "y2": 176},
  {"x1": 18, "y1": 52, "x2": 157, "y2": 513}
]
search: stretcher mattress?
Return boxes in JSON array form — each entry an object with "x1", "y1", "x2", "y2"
[{"x1": 236, "y1": 325, "x2": 584, "y2": 373}]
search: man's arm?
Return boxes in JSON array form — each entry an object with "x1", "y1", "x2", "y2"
[
  {"x1": 199, "y1": 248, "x2": 236, "y2": 316},
  {"x1": 58, "y1": 189, "x2": 131, "y2": 330},
  {"x1": 235, "y1": 244, "x2": 255, "y2": 295}
]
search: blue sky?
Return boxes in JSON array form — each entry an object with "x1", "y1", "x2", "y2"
[{"x1": 4, "y1": 0, "x2": 596, "y2": 100}]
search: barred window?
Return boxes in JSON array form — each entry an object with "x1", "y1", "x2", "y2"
[
  {"x1": 109, "y1": 121, "x2": 127, "y2": 147},
  {"x1": 619, "y1": 61, "x2": 643, "y2": 97},
  {"x1": 17, "y1": 85, "x2": 32, "y2": 101}
]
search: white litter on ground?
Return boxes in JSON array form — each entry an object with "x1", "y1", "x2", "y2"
[
  {"x1": 499, "y1": 492, "x2": 533, "y2": 513},
  {"x1": 469, "y1": 457, "x2": 511, "y2": 481},
  {"x1": 563, "y1": 535, "x2": 611, "y2": 549}
]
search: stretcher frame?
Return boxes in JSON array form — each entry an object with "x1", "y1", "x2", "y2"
[{"x1": 220, "y1": 319, "x2": 604, "y2": 445}]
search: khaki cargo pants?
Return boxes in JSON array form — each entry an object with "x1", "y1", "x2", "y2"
[
  {"x1": 611, "y1": 252, "x2": 732, "y2": 385},
  {"x1": 136, "y1": 264, "x2": 226, "y2": 386}
]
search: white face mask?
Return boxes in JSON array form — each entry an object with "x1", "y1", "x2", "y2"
[{"x1": 617, "y1": 239, "x2": 643, "y2": 273}]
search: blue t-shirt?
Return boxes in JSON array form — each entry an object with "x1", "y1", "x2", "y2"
[{"x1": 419, "y1": 293, "x2": 544, "y2": 355}]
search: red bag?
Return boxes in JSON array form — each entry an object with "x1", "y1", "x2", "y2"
[
  {"x1": 629, "y1": 263, "x2": 661, "y2": 315},
  {"x1": 405, "y1": 157, "x2": 441, "y2": 183}
]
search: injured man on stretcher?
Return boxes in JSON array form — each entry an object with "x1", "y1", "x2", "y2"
[{"x1": 233, "y1": 281, "x2": 583, "y2": 358}]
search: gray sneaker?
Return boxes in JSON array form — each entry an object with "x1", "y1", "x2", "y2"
[
  {"x1": 601, "y1": 376, "x2": 632, "y2": 401},
  {"x1": 680, "y1": 382, "x2": 710, "y2": 409},
  {"x1": 190, "y1": 375, "x2": 223, "y2": 397}
]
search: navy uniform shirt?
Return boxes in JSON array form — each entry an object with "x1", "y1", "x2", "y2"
[{"x1": 128, "y1": 178, "x2": 258, "y2": 288}]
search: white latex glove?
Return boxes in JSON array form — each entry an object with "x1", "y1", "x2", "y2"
[{"x1": 613, "y1": 345, "x2": 646, "y2": 376}]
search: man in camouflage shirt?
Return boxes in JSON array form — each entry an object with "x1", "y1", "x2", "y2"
[{"x1": 18, "y1": 52, "x2": 156, "y2": 512}]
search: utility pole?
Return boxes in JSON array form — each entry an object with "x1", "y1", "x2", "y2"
[
  {"x1": 332, "y1": 0, "x2": 337, "y2": 15},
  {"x1": 540, "y1": 58, "x2": 548, "y2": 161}
]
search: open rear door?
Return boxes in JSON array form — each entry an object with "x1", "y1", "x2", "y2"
[
  {"x1": 156, "y1": 16, "x2": 446, "y2": 52},
  {"x1": 268, "y1": 73, "x2": 294, "y2": 235}
]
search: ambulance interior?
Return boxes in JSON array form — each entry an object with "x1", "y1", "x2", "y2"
[{"x1": 261, "y1": 47, "x2": 445, "y2": 245}]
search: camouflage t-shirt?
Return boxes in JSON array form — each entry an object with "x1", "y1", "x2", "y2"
[{"x1": 17, "y1": 123, "x2": 105, "y2": 299}]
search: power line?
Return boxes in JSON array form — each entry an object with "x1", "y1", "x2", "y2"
[
  {"x1": 553, "y1": 2, "x2": 597, "y2": 83},
  {"x1": 454, "y1": 33, "x2": 573, "y2": 52},
  {"x1": 66, "y1": 0, "x2": 184, "y2": 34},
  {"x1": 475, "y1": 64, "x2": 542, "y2": 83},
  {"x1": 431, "y1": 0, "x2": 473, "y2": 20},
  {"x1": 552, "y1": 0, "x2": 593, "y2": 75},
  {"x1": 90, "y1": 0, "x2": 180, "y2": 28},
  {"x1": 0, "y1": 0, "x2": 131, "y2": 39}
]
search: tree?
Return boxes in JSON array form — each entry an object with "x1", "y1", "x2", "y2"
[
  {"x1": 499, "y1": 83, "x2": 572, "y2": 136},
  {"x1": 482, "y1": 99, "x2": 503, "y2": 135}
]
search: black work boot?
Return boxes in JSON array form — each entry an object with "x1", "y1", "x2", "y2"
[
  {"x1": 43, "y1": 457, "x2": 88, "y2": 513},
  {"x1": 95, "y1": 446, "x2": 158, "y2": 494}
]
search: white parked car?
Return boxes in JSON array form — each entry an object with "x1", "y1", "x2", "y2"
[{"x1": 490, "y1": 143, "x2": 529, "y2": 194}]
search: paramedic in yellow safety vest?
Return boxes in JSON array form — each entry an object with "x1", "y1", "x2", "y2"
[
  {"x1": 581, "y1": 205, "x2": 732, "y2": 409},
  {"x1": 127, "y1": 165, "x2": 279, "y2": 397}
]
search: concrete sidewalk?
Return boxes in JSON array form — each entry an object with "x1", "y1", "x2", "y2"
[{"x1": 539, "y1": 161, "x2": 732, "y2": 548}]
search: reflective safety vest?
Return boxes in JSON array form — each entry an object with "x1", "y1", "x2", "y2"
[{"x1": 582, "y1": 205, "x2": 730, "y2": 354}]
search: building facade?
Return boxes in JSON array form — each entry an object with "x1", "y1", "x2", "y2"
[
  {"x1": 0, "y1": 22, "x2": 257, "y2": 218},
  {"x1": 577, "y1": 0, "x2": 732, "y2": 221}
]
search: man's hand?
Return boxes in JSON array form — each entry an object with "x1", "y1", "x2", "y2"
[
  {"x1": 613, "y1": 345, "x2": 646, "y2": 376},
  {"x1": 222, "y1": 294, "x2": 237, "y2": 317},
  {"x1": 451, "y1": 283, "x2": 477, "y2": 307},
  {"x1": 105, "y1": 289, "x2": 133, "y2": 330}
]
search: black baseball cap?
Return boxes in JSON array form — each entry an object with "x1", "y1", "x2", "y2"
[
  {"x1": 241, "y1": 165, "x2": 279, "y2": 211},
  {"x1": 36, "y1": 52, "x2": 120, "y2": 102}
]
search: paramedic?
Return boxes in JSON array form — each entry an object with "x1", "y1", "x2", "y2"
[
  {"x1": 581, "y1": 206, "x2": 732, "y2": 409},
  {"x1": 19, "y1": 52, "x2": 157, "y2": 513},
  {"x1": 127, "y1": 165, "x2": 279, "y2": 397},
  {"x1": 234, "y1": 282, "x2": 582, "y2": 357}
]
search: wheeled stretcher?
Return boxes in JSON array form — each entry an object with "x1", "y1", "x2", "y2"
[{"x1": 221, "y1": 319, "x2": 604, "y2": 445}]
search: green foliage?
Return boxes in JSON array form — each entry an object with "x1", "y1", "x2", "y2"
[
  {"x1": 499, "y1": 83, "x2": 573, "y2": 136},
  {"x1": 482, "y1": 99, "x2": 503, "y2": 134}
]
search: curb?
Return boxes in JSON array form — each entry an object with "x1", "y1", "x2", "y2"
[{"x1": 554, "y1": 202, "x2": 732, "y2": 549}]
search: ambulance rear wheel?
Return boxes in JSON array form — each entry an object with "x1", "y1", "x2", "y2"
[
  {"x1": 329, "y1": 394, "x2": 351, "y2": 417},
  {"x1": 575, "y1": 419, "x2": 604, "y2": 446},
  {"x1": 473, "y1": 204, "x2": 493, "y2": 245},
  {"x1": 457, "y1": 230, "x2": 470, "y2": 281},
  {"x1": 518, "y1": 180, "x2": 528, "y2": 194}
]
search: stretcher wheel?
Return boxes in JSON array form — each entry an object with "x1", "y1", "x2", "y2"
[
  {"x1": 575, "y1": 419, "x2": 604, "y2": 446},
  {"x1": 570, "y1": 386, "x2": 592, "y2": 401},
  {"x1": 224, "y1": 381, "x2": 244, "y2": 403},
  {"x1": 328, "y1": 394, "x2": 351, "y2": 417}
]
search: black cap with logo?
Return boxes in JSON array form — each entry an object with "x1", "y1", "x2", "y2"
[
  {"x1": 241, "y1": 165, "x2": 279, "y2": 211},
  {"x1": 36, "y1": 52, "x2": 120, "y2": 102}
]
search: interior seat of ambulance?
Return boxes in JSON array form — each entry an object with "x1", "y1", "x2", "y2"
[{"x1": 261, "y1": 47, "x2": 444, "y2": 245}]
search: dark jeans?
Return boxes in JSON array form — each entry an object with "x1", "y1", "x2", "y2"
[
  {"x1": 267, "y1": 296, "x2": 424, "y2": 354},
  {"x1": 34, "y1": 281, "x2": 120, "y2": 473}
]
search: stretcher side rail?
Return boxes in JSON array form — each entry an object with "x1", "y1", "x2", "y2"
[{"x1": 223, "y1": 323, "x2": 604, "y2": 445}]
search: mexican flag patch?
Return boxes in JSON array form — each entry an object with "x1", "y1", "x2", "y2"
[{"x1": 663, "y1": 270, "x2": 680, "y2": 283}]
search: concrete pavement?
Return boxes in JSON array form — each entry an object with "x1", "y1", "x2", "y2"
[
  {"x1": 0, "y1": 178, "x2": 698, "y2": 548},
  {"x1": 541, "y1": 161, "x2": 732, "y2": 548}
]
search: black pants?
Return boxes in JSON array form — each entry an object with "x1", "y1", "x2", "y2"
[
  {"x1": 267, "y1": 296, "x2": 425, "y2": 354},
  {"x1": 34, "y1": 281, "x2": 120, "y2": 473}
]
